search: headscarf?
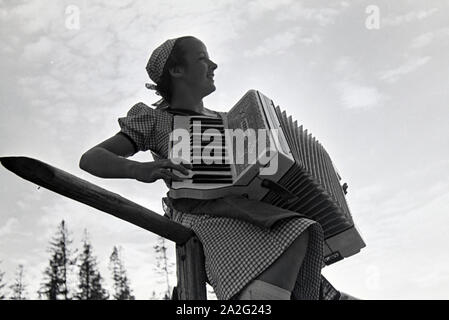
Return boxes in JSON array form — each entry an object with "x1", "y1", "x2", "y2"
[{"x1": 145, "y1": 38, "x2": 178, "y2": 107}]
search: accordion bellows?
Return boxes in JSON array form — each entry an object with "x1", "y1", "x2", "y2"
[{"x1": 169, "y1": 90, "x2": 365, "y2": 265}]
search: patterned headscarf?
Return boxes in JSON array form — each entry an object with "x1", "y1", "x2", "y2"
[{"x1": 146, "y1": 38, "x2": 177, "y2": 88}]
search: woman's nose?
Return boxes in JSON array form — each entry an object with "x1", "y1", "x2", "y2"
[{"x1": 209, "y1": 60, "x2": 218, "y2": 70}]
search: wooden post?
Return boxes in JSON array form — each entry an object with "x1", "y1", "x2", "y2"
[
  {"x1": 0, "y1": 156, "x2": 193, "y2": 244},
  {"x1": 1, "y1": 156, "x2": 208, "y2": 300},
  {"x1": 175, "y1": 236, "x2": 207, "y2": 300}
]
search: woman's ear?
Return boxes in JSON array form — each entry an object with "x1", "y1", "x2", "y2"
[{"x1": 169, "y1": 65, "x2": 184, "y2": 79}]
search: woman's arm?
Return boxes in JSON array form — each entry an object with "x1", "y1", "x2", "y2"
[
  {"x1": 79, "y1": 132, "x2": 190, "y2": 182},
  {"x1": 79, "y1": 132, "x2": 139, "y2": 179}
]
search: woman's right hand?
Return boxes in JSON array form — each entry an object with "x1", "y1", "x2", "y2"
[{"x1": 131, "y1": 160, "x2": 192, "y2": 183}]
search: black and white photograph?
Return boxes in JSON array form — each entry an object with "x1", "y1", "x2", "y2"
[{"x1": 0, "y1": 0, "x2": 448, "y2": 304}]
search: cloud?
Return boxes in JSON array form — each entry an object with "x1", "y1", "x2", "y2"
[
  {"x1": 326, "y1": 180, "x2": 449, "y2": 299},
  {"x1": 298, "y1": 34, "x2": 322, "y2": 45},
  {"x1": 243, "y1": 28, "x2": 301, "y2": 57},
  {"x1": 332, "y1": 56, "x2": 386, "y2": 110},
  {"x1": 241, "y1": 1, "x2": 344, "y2": 26},
  {"x1": 334, "y1": 56, "x2": 360, "y2": 79},
  {"x1": 410, "y1": 27, "x2": 449, "y2": 49},
  {"x1": 243, "y1": 27, "x2": 321, "y2": 57},
  {"x1": 410, "y1": 32, "x2": 435, "y2": 49},
  {"x1": 0, "y1": 217, "x2": 19, "y2": 237},
  {"x1": 378, "y1": 56, "x2": 431, "y2": 83},
  {"x1": 382, "y1": 8, "x2": 439, "y2": 27},
  {"x1": 275, "y1": 2, "x2": 342, "y2": 26},
  {"x1": 3, "y1": 1, "x2": 62, "y2": 35},
  {"x1": 336, "y1": 81, "x2": 384, "y2": 110},
  {"x1": 245, "y1": 0, "x2": 293, "y2": 20}
]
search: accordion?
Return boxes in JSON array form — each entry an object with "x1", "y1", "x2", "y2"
[{"x1": 169, "y1": 89, "x2": 365, "y2": 265}]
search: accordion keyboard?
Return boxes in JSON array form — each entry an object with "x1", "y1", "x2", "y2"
[{"x1": 189, "y1": 117, "x2": 233, "y2": 184}]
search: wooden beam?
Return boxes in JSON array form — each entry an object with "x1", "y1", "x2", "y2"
[
  {"x1": 0, "y1": 156, "x2": 194, "y2": 244},
  {"x1": 176, "y1": 236, "x2": 207, "y2": 300}
]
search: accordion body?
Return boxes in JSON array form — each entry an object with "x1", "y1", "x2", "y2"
[{"x1": 169, "y1": 90, "x2": 365, "y2": 265}]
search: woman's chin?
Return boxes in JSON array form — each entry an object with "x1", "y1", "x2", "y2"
[{"x1": 204, "y1": 85, "x2": 216, "y2": 96}]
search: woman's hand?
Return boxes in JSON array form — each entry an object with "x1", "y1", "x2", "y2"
[{"x1": 131, "y1": 160, "x2": 192, "y2": 183}]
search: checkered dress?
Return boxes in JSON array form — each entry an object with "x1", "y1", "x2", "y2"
[{"x1": 118, "y1": 103, "x2": 340, "y2": 300}]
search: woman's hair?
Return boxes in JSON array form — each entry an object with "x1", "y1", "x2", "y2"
[{"x1": 154, "y1": 36, "x2": 196, "y2": 105}]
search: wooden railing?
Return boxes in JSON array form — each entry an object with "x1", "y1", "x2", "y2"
[{"x1": 0, "y1": 156, "x2": 207, "y2": 300}]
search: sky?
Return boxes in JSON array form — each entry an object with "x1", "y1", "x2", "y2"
[{"x1": 0, "y1": 0, "x2": 448, "y2": 300}]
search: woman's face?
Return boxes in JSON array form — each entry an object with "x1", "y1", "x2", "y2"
[{"x1": 176, "y1": 38, "x2": 218, "y2": 98}]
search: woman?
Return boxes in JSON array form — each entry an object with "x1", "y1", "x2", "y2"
[{"x1": 79, "y1": 36, "x2": 343, "y2": 300}]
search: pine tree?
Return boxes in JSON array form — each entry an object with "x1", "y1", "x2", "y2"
[
  {"x1": 10, "y1": 264, "x2": 27, "y2": 300},
  {"x1": 153, "y1": 236, "x2": 174, "y2": 299},
  {"x1": 109, "y1": 246, "x2": 135, "y2": 300},
  {"x1": 39, "y1": 220, "x2": 76, "y2": 300},
  {"x1": 38, "y1": 251, "x2": 59, "y2": 300},
  {"x1": 76, "y1": 230, "x2": 109, "y2": 300},
  {"x1": 0, "y1": 261, "x2": 6, "y2": 300}
]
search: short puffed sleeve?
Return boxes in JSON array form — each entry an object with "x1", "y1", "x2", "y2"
[{"x1": 118, "y1": 102, "x2": 172, "y2": 156}]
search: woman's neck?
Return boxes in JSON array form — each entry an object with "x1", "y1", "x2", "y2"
[{"x1": 170, "y1": 89, "x2": 205, "y2": 114}]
